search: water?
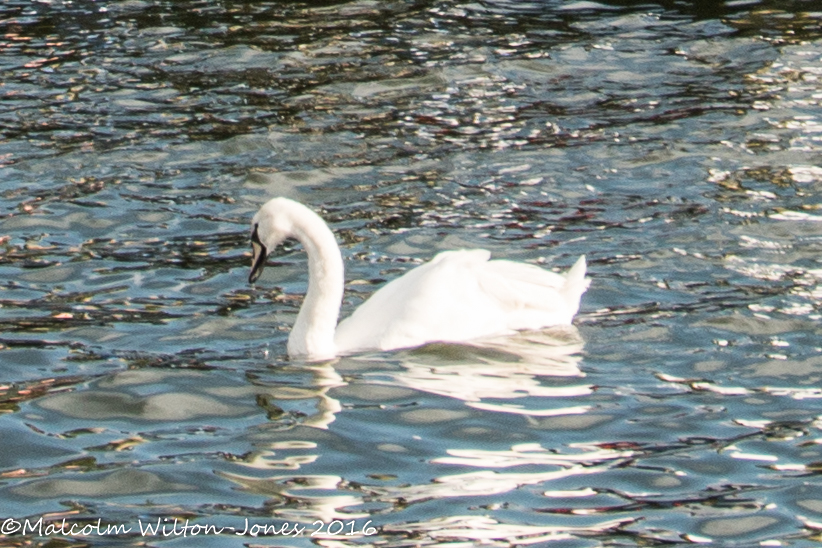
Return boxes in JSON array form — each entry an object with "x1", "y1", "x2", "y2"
[{"x1": 1, "y1": 0, "x2": 822, "y2": 545}]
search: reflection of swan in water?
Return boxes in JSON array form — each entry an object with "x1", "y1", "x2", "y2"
[
  {"x1": 218, "y1": 332, "x2": 595, "y2": 523},
  {"x1": 361, "y1": 326, "x2": 592, "y2": 416},
  {"x1": 249, "y1": 197, "x2": 589, "y2": 361}
]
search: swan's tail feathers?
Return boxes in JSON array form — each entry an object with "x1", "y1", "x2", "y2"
[{"x1": 562, "y1": 255, "x2": 589, "y2": 313}]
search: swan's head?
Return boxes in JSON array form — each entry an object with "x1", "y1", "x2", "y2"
[{"x1": 248, "y1": 198, "x2": 297, "y2": 284}]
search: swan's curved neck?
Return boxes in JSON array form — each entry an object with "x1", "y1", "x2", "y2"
[{"x1": 288, "y1": 209, "x2": 344, "y2": 360}]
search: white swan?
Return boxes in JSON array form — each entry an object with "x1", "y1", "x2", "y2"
[{"x1": 249, "y1": 197, "x2": 589, "y2": 361}]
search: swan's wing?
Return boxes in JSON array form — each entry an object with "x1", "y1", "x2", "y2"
[
  {"x1": 335, "y1": 250, "x2": 493, "y2": 352},
  {"x1": 334, "y1": 251, "x2": 588, "y2": 354},
  {"x1": 479, "y1": 254, "x2": 589, "y2": 330}
]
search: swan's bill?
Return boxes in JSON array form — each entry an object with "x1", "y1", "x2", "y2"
[{"x1": 249, "y1": 224, "x2": 268, "y2": 283}]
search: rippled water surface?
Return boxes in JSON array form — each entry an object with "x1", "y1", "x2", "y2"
[{"x1": 2, "y1": 0, "x2": 822, "y2": 545}]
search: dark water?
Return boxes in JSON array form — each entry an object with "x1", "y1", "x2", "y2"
[{"x1": 2, "y1": 0, "x2": 822, "y2": 545}]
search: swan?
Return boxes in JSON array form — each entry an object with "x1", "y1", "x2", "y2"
[{"x1": 249, "y1": 197, "x2": 589, "y2": 360}]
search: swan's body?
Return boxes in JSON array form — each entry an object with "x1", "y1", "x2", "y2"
[{"x1": 249, "y1": 197, "x2": 589, "y2": 360}]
